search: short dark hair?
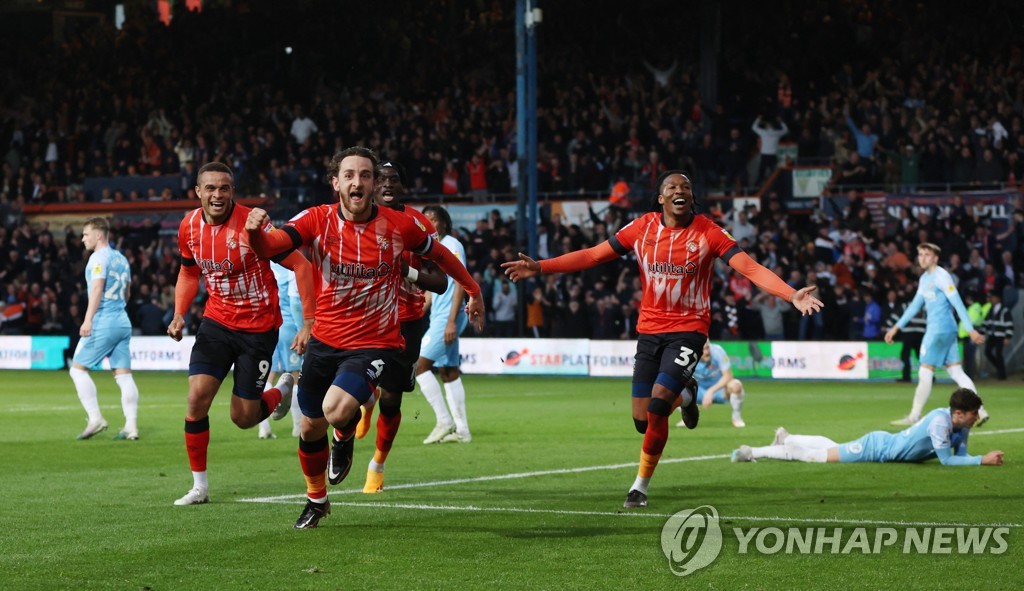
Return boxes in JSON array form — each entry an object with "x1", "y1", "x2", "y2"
[
  {"x1": 650, "y1": 170, "x2": 697, "y2": 212},
  {"x1": 949, "y1": 388, "x2": 982, "y2": 413},
  {"x1": 422, "y1": 204, "x2": 452, "y2": 236},
  {"x1": 83, "y1": 216, "x2": 109, "y2": 235},
  {"x1": 917, "y1": 242, "x2": 941, "y2": 256},
  {"x1": 328, "y1": 147, "x2": 379, "y2": 179},
  {"x1": 197, "y1": 161, "x2": 233, "y2": 180}
]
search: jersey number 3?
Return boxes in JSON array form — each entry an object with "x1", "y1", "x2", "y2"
[{"x1": 672, "y1": 346, "x2": 698, "y2": 372}]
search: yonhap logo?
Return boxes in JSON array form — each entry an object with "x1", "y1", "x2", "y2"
[
  {"x1": 659, "y1": 506, "x2": 1009, "y2": 573},
  {"x1": 660, "y1": 505, "x2": 723, "y2": 577}
]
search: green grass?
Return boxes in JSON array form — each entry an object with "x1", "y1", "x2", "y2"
[{"x1": 0, "y1": 371, "x2": 1021, "y2": 590}]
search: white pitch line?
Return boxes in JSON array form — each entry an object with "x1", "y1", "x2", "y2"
[
  {"x1": 237, "y1": 422, "x2": 1024, "y2": 505},
  {"x1": 240, "y1": 500, "x2": 1024, "y2": 528},
  {"x1": 238, "y1": 454, "x2": 730, "y2": 503},
  {"x1": 972, "y1": 427, "x2": 1024, "y2": 436}
]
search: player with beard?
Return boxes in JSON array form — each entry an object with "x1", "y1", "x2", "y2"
[
  {"x1": 245, "y1": 147, "x2": 484, "y2": 528},
  {"x1": 503, "y1": 171, "x2": 823, "y2": 509},
  {"x1": 354, "y1": 161, "x2": 447, "y2": 493}
]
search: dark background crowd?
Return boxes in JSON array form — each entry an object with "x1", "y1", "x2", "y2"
[{"x1": 0, "y1": 1, "x2": 1022, "y2": 371}]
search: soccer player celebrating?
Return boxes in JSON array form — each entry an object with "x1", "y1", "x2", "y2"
[
  {"x1": 884, "y1": 243, "x2": 987, "y2": 426},
  {"x1": 168, "y1": 162, "x2": 316, "y2": 506},
  {"x1": 357, "y1": 161, "x2": 447, "y2": 493},
  {"x1": 245, "y1": 147, "x2": 484, "y2": 529},
  {"x1": 502, "y1": 171, "x2": 822, "y2": 509},
  {"x1": 70, "y1": 217, "x2": 140, "y2": 441},
  {"x1": 417, "y1": 205, "x2": 474, "y2": 444},
  {"x1": 732, "y1": 388, "x2": 1003, "y2": 466},
  {"x1": 676, "y1": 341, "x2": 747, "y2": 428}
]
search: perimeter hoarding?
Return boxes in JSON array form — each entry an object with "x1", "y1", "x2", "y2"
[{"x1": 5, "y1": 336, "x2": 951, "y2": 381}]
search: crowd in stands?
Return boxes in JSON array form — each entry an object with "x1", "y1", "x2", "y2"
[{"x1": 0, "y1": 2, "x2": 1022, "y2": 365}]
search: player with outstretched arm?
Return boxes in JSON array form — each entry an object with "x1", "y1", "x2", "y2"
[{"x1": 503, "y1": 171, "x2": 823, "y2": 509}]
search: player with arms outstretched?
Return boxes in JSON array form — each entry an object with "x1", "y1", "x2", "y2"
[
  {"x1": 245, "y1": 147, "x2": 484, "y2": 528},
  {"x1": 503, "y1": 171, "x2": 822, "y2": 509},
  {"x1": 168, "y1": 162, "x2": 315, "y2": 506}
]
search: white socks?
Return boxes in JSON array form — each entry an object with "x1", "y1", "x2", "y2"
[
  {"x1": 909, "y1": 366, "x2": 934, "y2": 421},
  {"x1": 444, "y1": 378, "x2": 470, "y2": 436},
  {"x1": 71, "y1": 367, "x2": 102, "y2": 422},
  {"x1": 115, "y1": 373, "x2": 139, "y2": 432},
  {"x1": 630, "y1": 476, "x2": 650, "y2": 494},
  {"x1": 751, "y1": 434, "x2": 836, "y2": 463},
  {"x1": 946, "y1": 364, "x2": 976, "y2": 391},
  {"x1": 417, "y1": 371, "x2": 454, "y2": 428},
  {"x1": 786, "y1": 435, "x2": 837, "y2": 449},
  {"x1": 192, "y1": 471, "x2": 208, "y2": 490},
  {"x1": 729, "y1": 389, "x2": 744, "y2": 420},
  {"x1": 750, "y1": 442, "x2": 830, "y2": 463},
  {"x1": 944, "y1": 365, "x2": 987, "y2": 417},
  {"x1": 291, "y1": 374, "x2": 302, "y2": 434},
  {"x1": 750, "y1": 445, "x2": 791, "y2": 460},
  {"x1": 72, "y1": 369, "x2": 138, "y2": 430},
  {"x1": 368, "y1": 459, "x2": 384, "y2": 473},
  {"x1": 783, "y1": 442, "x2": 829, "y2": 463}
]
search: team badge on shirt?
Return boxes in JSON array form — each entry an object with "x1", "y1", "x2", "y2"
[
  {"x1": 227, "y1": 238, "x2": 238, "y2": 249},
  {"x1": 378, "y1": 236, "x2": 390, "y2": 250},
  {"x1": 686, "y1": 241, "x2": 698, "y2": 253}
]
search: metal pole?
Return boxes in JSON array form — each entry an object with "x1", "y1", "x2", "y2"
[
  {"x1": 515, "y1": 0, "x2": 528, "y2": 252},
  {"x1": 526, "y1": 2, "x2": 540, "y2": 261}
]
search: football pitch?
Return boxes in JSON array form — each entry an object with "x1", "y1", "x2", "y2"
[{"x1": 1, "y1": 370, "x2": 1021, "y2": 590}]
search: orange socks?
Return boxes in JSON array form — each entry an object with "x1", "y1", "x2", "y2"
[
  {"x1": 373, "y1": 412, "x2": 402, "y2": 464},
  {"x1": 184, "y1": 416, "x2": 210, "y2": 472},
  {"x1": 298, "y1": 436, "x2": 329, "y2": 500},
  {"x1": 639, "y1": 412, "x2": 669, "y2": 478}
]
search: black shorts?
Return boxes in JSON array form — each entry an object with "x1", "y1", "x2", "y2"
[
  {"x1": 632, "y1": 331, "x2": 707, "y2": 397},
  {"x1": 189, "y1": 318, "x2": 278, "y2": 400},
  {"x1": 379, "y1": 314, "x2": 429, "y2": 394},
  {"x1": 297, "y1": 336, "x2": 393, "y2": 418}
]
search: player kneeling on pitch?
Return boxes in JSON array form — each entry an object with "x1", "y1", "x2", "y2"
[
  {"x1": 677, "y1": 340, "x2": 747, "y2": 428},
  {"x1": 731, "y1": 388, "x2": 1003, "y2": 466}
]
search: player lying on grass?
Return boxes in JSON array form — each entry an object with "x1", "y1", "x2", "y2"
[{"x1": 731, "y1": 388, "x2": 1003, "y2": 466}]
